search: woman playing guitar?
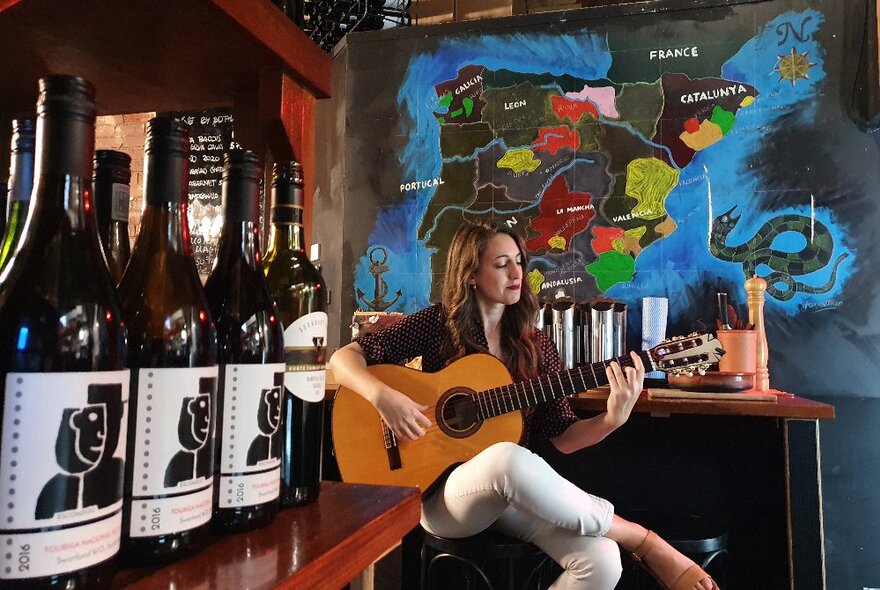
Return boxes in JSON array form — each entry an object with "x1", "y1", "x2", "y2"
[{"x1": 329, "y1": 222, "x2": 718, "y2": 590}]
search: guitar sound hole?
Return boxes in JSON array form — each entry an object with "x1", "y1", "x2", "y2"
[{"x1": 436, "y1": 389, "x2": 481, "y2": 439}]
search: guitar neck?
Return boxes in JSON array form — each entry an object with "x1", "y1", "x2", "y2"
[{"x1": 475, "y1": 350, "x2": 654, "y2": 419}]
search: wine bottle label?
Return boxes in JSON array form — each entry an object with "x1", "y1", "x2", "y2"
[
  {"x1": 128, "y1": 366, "x2": 217, "y2": 538},
  {"x1": 0, "y1": 370, "x2": 129, "y2": 580},
  {"x1": 110, "y1": 182, "x2": 130, "y2": 222},
  {"x1": 283, "y1": 312, "x2": 327, "y2": 402},
  {"x1": 217, "y1": 363, "x2": 284, "y2": 508}
]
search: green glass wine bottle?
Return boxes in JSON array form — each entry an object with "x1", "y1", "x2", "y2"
[
  {"x1": 0, "y1": 118, "x2": 36, "y2": 271},
  {"x1": 263, "y1": 161, "x2": 327, "y2": 507}
]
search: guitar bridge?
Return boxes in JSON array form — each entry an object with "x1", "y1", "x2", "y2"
[{"x1": 382, "y1": 422, "x2": 402, "y2": 471}]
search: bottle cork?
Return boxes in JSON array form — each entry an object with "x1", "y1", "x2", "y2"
[{"x1": 745, "y1": 275, "x2": 770, "y2": 391}]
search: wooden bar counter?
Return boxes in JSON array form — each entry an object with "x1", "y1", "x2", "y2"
[
  {"x1": 113, "y1": 481, "x2": 420, "y2": 590},
  {"x1": 571, "y1": 388, "x2": 835, "y2": 420}
]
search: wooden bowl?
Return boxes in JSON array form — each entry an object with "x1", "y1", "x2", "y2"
[{"x1": 667, "y1": 371, "x2": 754, "y2": 392}]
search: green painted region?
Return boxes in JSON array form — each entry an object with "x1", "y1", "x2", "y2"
[
  {"x1": 490, "y1": 70, "x2": 602, "y2": 94},
  {"x1": 614, "y1": 82, "x2": 663, "y2": 139},
  {"x1": 438, "y1": 92, "x2": 453, "y2": 108},
  {"x1": 437, "y1": 117, "x2": 445, "y2": 125},
  {"x1": 710, "y1": 105, "x2": 735, "y2": 136},
  {"x1": 498, "y1": 128, "x2": 541, "y2": 147},
  {"x1": 483, "y1": 82, "x2": 558, "y2": 136},
  {"x1": 450, "y1": 108, "x2": 463, "y2": 117},
  {"x1": 463, "y1": 97, "x2": 474, "y2": 117},
  {"x1": 439, "y1": 123, "x2": 495, "y2": 159},
  {"x1": 497, "y1": 149, "x2": 541, "y2": 174},
  {"x1": 596, "y1": 123, "x2": 653, "y2": 176},
  {"x1": 575, "y1": 118, "x2": 603, "y2": 151},
  {"x1": 586, "y1": 250, "x2": 636, "y2": 291},
  {"x1": 625, "y1": 158, "x2": 680, "y2": 220}
]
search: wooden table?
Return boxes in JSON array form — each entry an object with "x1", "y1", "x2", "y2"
[
  {"x1": 113, "y1": 481, "x2": 421, "y2": 590},
  {"x1": 565, "y1": 390, "x2": 834, "y2": 590}
]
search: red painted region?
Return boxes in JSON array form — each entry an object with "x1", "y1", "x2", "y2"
[
  {"x1": 684, "y1": 117, "x2": 701, "y2": 134},
  {"x1": 525, "y1": 176, "x2": 595, "y2": 251},
  {"x1": 533, "y1": 126, "x2": 580, "y2": 156},
  {"x1": 551, "y1": 95, "x2": 599, "y2": 124},
  {"x1": 591, "y1": 225, "x2": 625, "y2": 254}
]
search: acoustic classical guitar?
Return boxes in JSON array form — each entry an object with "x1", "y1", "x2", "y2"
[{"x1": 332, "y1": 333, "x2": 724, "y2": 492}]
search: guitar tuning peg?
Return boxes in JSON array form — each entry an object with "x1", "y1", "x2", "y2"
[
  {"x1": 698, "y1": 368, "x2": 706, "y2": 376},
  {"x1": 684, "y1": 371, "x2": 694, "y2": 377}
]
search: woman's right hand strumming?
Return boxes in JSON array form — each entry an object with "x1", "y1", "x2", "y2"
[{"x1": 374, "y1": 386, "x2": 432, "y2": 442}]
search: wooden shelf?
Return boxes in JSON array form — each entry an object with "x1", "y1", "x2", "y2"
[
  {"x1": 0, "y1": 0, "x2": 331, "y2": 116},
  {"x1": 113, "y1": 481, "x2": 421, "y2": 590}
]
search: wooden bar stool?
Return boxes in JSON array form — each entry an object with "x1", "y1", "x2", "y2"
[{"x1": 420, "y1": 530, "x2": 558, "y2": 590}]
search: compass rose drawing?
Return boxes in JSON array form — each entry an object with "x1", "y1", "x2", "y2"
[{"x1": 773, "y1": 46, "x2": 815, "y2": 86}]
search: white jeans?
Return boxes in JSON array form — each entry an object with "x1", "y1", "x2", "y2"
[{"x1": 421, "y1": 442, "x2": 622, "y2": 590}]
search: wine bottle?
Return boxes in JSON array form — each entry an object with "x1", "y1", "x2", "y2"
[
  {"x1": 0, "y1": 119, "x2": 36, "y2": 271},
  {"x1": 0, "y1": 76, "x2": 128, "y2": 589},
  {"x1": 205, "y1": 150, "x2": 284, "y2": 532},
  {"x1": 117, "y1": 117, "x2": 218, "y2": 564},
  {"x1": 0, "y1": 185, "x2": 6, "y2": 238},
  {"x1": 263, "y1": 162, "x2": 326, "y2": 507},
  {"x1": 93, "y1": 150, "x2": 132, "y2": 285}
]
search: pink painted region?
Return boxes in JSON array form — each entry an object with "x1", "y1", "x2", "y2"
[
  {"x1": 525, "y1": 176, "x2": 595, "y2": 251},
  {"x1": 551, "y1": 95, "x2": 599, "y2": 123},
  {"x1": 565, "y1": 86, "x2": 620, "y2": 119},
  {"x1": 533, "y1": 126, "x2": 580, "y2": 155},
  {"x1": 591, "y1": 225, "x2": 625, "y2": 254}
]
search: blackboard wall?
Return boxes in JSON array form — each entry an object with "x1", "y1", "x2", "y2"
[
  {"x1": 160, "y1": 108, "x2": 238, "y2": 277},
  {"x1": 312, "y1": 0, "x2": 880, "y2": 585}
]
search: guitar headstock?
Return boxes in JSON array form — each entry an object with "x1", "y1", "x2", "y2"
[{"x1": 647, "y1": 333, "x2": 725, "y2": 376}]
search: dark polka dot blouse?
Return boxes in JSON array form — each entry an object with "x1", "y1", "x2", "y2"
[{"x1": 357, "y1": 303, "x2": 578, "y2": 448}]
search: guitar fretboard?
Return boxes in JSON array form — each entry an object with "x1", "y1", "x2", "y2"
[{"x1": 472, "y1": 350, "x2": 654, "y2": 420}]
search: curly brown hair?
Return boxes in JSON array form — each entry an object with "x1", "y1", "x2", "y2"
[{"x1": 440, "y1": 222, "x2": 540, "y2": 380}]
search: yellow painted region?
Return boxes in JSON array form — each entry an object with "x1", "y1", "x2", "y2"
[
  {"x1": 679, "y1": 120, "x2": 723, "y2": 152},
  {"x1": 740, "y1": 95, "x2": 755, "y2": 108},
  {"x1": 497, "y1": 149, "x2": 541, "y2": 174},
  {"x1": 611, "y1": 237, "x2": 626, "y2": 253},
  {"x1": 625, "y1": 226, "x2": 647, "y2": 239},
  {"x1": 548, "y1": 235, "x2": 566, "y2": 250},
  {"x1": 625, "y1": 158, "x2": 680, "y2": 221},
  {"x1": 527, "y1": 268, "x2": 545, "y2": 294}
]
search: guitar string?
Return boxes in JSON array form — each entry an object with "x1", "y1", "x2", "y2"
[
  {"x1": 378, "y1": 346, "x2": 710, "y2": 443},
  {"x1": 384, "y1": 357, "x2": 647, "y2": 439}
]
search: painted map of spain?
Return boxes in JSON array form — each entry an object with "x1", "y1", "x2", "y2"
[
  {"x1": 355, "y1": 9, "x2": 850, "y2": 316},
  {"x1": 422, "y1": 67, "x2": 757, "y2": 300}
]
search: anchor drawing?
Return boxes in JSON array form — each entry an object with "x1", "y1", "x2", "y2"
[{"x1": 357, "y1": 246, "x2": 402, "y2": 312}]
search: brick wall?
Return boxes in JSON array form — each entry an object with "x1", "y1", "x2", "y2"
[{"x1": 95, "y1": 112, "x2": 154, "y2": 242}]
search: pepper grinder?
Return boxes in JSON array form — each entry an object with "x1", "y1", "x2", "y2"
[{"x1": 745, "y1": 275, "x2": 770, "y2": 391}]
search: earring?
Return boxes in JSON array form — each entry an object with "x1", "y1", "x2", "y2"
[{"x1": 470, "y1": 283, "x2": 476, "y2": 290}]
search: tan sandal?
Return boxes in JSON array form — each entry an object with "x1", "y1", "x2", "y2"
[{"x1": 631, "y1": 530, "x2": 720, "y2": 590}]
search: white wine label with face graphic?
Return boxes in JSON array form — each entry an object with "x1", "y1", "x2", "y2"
[
  {"x1": 217, "y1": 363, "x2": 284, "y2": 507},
  {"x1": 129, "y1": 366, "x2": 217, "y2": 536},
  {"x1": 0, "y1": 370, "x2": 129, "y2": 579},
  {"x1": 283, "y1": 312, "x2": 327, "y2": 402}
]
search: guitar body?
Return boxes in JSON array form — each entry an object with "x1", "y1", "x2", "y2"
[{"x1": 331, "y1": 354, "x2": 523, "y2": 491}]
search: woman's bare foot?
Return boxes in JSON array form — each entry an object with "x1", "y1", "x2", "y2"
[{"x1": 605, "y1": 516, "x2": 718, "y2": 590}]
